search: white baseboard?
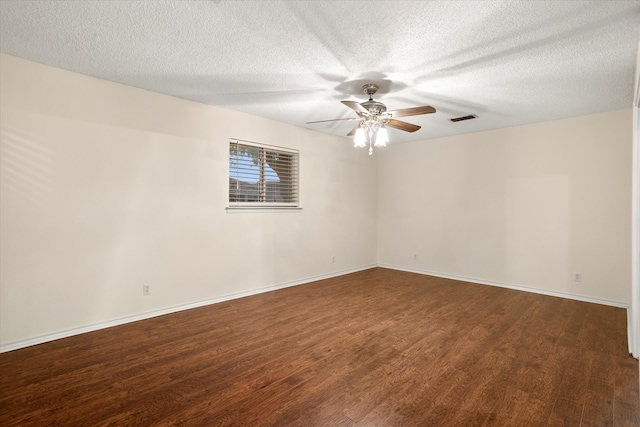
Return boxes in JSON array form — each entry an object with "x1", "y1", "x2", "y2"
[
  {"x1": 377, "y1": 263, "x2": 630, "y2": 309},
  {"x1": 4, "y1": 263, "x2": 631, "y2": 355},
  {"x1": 0, "y1": 264, "x2": 377, "y2": 353}
]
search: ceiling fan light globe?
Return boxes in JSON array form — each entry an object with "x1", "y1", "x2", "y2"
[
  {"x1": 354, "y1": 127, "x2": 366, "y2": 147},
  {"x1": 374, "y1": 127, "x2": 388, "y2": 147}
]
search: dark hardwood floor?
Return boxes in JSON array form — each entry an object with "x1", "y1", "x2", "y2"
[{"x1": 1, "y1": 268, "x2": 638, "y2": 426}]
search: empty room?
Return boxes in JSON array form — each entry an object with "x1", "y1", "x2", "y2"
[{"x1": 1, "y1": 1, "x2": 639, "y2": 425}]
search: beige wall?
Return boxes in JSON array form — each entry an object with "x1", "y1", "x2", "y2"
[
  {"x1": 0, "y1": 55, "x2": 378, "y2": 347},
  {"x1": 378, "y1": 110, "x2": 632, "y2": 304},
  {"x1": 1, "y1": 53, "x2": 633, "y2": 349}
]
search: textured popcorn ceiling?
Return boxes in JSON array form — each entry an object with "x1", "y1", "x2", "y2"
[{"x1": 0, "y1": 0, "x2": 638, "y2": 144}]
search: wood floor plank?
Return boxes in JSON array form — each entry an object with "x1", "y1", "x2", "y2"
[
  {"x1": 614, "y1": 354, "x2": 640, "y2": 426},
  {"x1": 1, "y1": 268, "x2": 638, "y2": 426},
  {"x1": 547, "y1": 346, "x2": 600, "y2": 425}
]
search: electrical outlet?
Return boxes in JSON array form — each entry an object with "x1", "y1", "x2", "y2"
[
  {"x1": 413, "y1": 253, "x2": 417, "y2": 261},
  {"x1": 331, "y1": 255, "x2": 335, "y2": 264},
  {"x1": 573, "y1": 273, "x2": 582, "y2": 282},
  {"x1": 143, "y1": 283, "x2": 151, "y2": 295}
]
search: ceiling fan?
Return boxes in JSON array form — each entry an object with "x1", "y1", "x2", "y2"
[{"x1": 306, "y1": 83, "x2": 436, "y2": 154}]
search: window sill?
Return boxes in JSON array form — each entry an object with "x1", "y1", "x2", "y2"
[{"x1": 226, "y1": 206, "x2": 303, "y2": 214}]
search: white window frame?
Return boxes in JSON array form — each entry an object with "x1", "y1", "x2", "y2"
[{"x1": 227, "y1": 139, "x2": 300, "y2": 211}]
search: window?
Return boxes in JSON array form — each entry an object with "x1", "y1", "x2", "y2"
[{"x1": 229, "y1": 139, "x2": 299, "y2": 208}]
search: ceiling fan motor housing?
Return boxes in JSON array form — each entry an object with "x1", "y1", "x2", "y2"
[
  {"x1": 361, "y1": 99, "x2": 387, "y2": 115},
  {"x1": 361, "y1": 83, "x2": 386, "y2": 114}
]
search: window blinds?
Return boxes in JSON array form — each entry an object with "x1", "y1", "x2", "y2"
[{"x1": 229, "y1": 140, "x2": 299, "y2": 206}]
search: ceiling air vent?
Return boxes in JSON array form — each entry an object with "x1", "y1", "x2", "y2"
[{"x1": 450, "y1": 114, "x2": 477, "y2": 123}]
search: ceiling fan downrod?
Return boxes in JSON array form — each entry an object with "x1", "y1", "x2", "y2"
[{"x1": 362, "y1": 83, "x2": 378, "y2": 100}]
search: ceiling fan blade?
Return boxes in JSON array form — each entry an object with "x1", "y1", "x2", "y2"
[
  {"x1": 306, "y1": 117, "x2": 359, "y2": 124},
  {"x1": 387, "y1": 119, "x2": 421, "y2": 133},
  {"x1": 387, "y1": 105, "x2": 436, "y2": 118},
  {"x1": 341, "y1": 100, "x2": 369, "y2": 114},
  {"x1": 347, "y1": 123, "x2": 361, "y2": 137}
]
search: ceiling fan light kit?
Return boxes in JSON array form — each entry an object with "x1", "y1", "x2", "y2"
[{"x1": 307, "y1": 83, "x2": 436, "y2": 155}]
